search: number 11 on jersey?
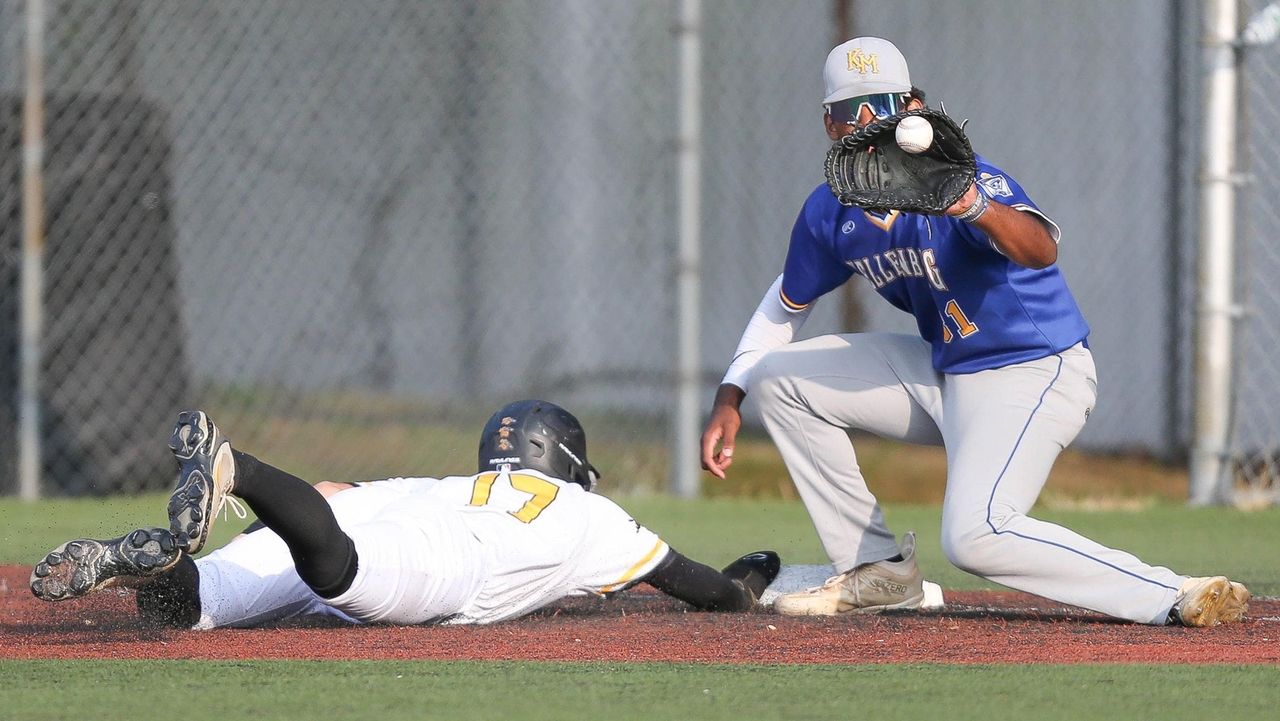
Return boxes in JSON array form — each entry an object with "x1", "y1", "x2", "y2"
[{"x1": 939, "y1": 298, "x2": 979, "y2": 343}]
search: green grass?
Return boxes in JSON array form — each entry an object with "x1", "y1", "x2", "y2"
[
  {"x1": 1, "y1": 661, "x2": 1277, "y2": 721},
  {"x1": 4, "y1": 494, "x2": 1280, "y2": 595},
  {"x1": 4, "y1": 496, "x2": 1278, "y2": 720},
  {"x1": 621, "y1": 497, "x2": 1280, "y2": 596}
]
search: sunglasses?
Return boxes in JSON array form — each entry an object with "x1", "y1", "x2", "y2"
[{"x1": 827, "y1": 93, "x2": 911, "y2": 125}]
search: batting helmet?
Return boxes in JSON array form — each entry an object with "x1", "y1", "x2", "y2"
[{"x1": 477, "y1": 399, "x2": 600, "y2": 491}]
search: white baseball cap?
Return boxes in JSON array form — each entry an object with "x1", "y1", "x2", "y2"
[{"x1": 822, "y1": 37, "x2": 912, "y2": 105}]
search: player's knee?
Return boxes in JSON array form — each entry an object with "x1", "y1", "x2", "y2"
[
  {"x1": 941, "y1": 507, "x2": 1027, "y2": 574},
  {"x1": 939, "y1": 517, "x2": 997, "y2": 574}
]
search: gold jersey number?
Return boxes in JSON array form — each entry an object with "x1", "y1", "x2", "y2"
[
  {"x1": 939, "y1": 298, "x2": 979, "y2": 343},
  {"x1": 468, "y1": 472, "x2": 560, "y2": 523}
]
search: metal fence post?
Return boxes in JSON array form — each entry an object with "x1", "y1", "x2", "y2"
[
  {"x1": 672, "y1": 0, "x2": 702, "y2": 498},
  {"x1": 1190, "y1": 0, "x2": 1242, "y2": 506},
  {"x1": 19, "y1": 0, "x2": 46, "y2": 502}
]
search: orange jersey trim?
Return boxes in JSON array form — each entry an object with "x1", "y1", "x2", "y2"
[
  {"x1": 779, "y1": 288, "x2": 809, "y2": 312},
  {"x1": 600, "y1": 540, "x2": 669, "y2": 593}
]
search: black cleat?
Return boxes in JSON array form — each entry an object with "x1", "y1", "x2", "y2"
[
  {"x1": 721, "y1": 550, "x2": 783, "y2": 603},
  {"x1": 30, "y1": 528, "x2": 182, "y2": 601},
  {"x1": 167, "y1": 410, "x2": 242, "y2": 553}
]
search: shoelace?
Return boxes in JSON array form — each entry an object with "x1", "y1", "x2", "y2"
[
  {"x1": 802, "y1": 573, "x2": 851, "y2": 592},
  {"x1": 216, "y1": 495, "x2": 249, "y2": 523}
]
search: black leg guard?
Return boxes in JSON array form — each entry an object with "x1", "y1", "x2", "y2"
[{"x1": 230, "y1": 450, "x2": 359, "y2": 598}]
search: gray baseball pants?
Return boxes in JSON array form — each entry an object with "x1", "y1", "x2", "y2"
[{"x1": 749, "y1": 332, "x2": 1182, "y2": 625}]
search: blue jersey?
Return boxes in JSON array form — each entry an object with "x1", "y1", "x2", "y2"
[{"x1": 780, "y1": 158, "x2": 1089, "y2": 374}]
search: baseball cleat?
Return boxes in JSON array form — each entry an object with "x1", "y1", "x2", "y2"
[
  {"x1": 167, "y1": 410, "x2": 244, "y2": 554},
  {"x1": 721, "y1": 550, "x2": 782, "y2": 603},
  {"x1": 1170, "y1": 576, "x2": 1250, "y2": 627},
  {"x1": 30, "y1": 528, "x2": 182, "y2": 601},
  {"x1": 774, "y1": 532, "x2": 925, "y2": 616}
]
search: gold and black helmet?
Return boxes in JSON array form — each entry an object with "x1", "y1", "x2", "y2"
[{"x1": 477, "y1": 400, "x2": 600, "y2": 491}]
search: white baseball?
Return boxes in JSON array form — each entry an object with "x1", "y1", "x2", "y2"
[{"x1": 895, "y1": 115, "x2": 933, "y2": 154}]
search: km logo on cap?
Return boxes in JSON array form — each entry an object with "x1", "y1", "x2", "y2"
[{"x1": 846, "y1": 49, "x2": 880, "y2": 75}]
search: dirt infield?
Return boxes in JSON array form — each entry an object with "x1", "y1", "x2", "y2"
[{"x1": 1, "y1": 566, "x2": 1275, "y2": 664}]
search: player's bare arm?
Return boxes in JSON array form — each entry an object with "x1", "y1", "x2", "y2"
[
  {"x1": 824, "y1": 81, "x2": 1056, "y2": 270},
  {"x1": 946, "y1": 183, "x2": 1058, "y2": 269},
  {"x1": 703, "y1": 276, "x2": 807, "y2": 481},
  {"x1": 701, "y1": 383, "x2": 746, "y2": 479},
  {"x1": 314, "y1": 481, "x2": 357, "y2": 497}
]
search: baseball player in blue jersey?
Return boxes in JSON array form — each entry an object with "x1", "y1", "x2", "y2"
[{"x1": 700, "y1": 37, "x2": 1249, "y2": 626}]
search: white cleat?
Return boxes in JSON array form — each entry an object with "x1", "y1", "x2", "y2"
[
  {"x1": 774, "y1": 532, "x2": 925, "y2": 616},
  {"x1": 1170, "y1": 576, "x2": 1250, "y2": 627}
]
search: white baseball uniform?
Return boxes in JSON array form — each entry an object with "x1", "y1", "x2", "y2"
[{"x1": 193, "y1": 470, "x2": 669, "y2": 628}]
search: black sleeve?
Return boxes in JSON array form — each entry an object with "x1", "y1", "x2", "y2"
[{"x1": 641, "y1": 549, "x2": 754, "y2": 612}]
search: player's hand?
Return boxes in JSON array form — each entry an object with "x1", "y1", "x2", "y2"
[
  {"x1": 701, "y1": 385, "x2": 746, "y2": 479},
  {"x1": 944, "y1": 182, "x2": 979, "y2": 216}
]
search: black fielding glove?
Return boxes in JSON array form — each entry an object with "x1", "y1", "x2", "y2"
[{"x1": 824, "y1": 108, "x2": 976, "y2": 214}]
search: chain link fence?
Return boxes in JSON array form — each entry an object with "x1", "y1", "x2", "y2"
[
  {"x1": 1230, "y1": 0, "x2": 1280, "y2": 505},
  {"x1": 0, "y1": 0, "x2": 1275, "y2": 501},
  {"x1": 0, "y1": 0, "x2": 834, "y2": 495}
]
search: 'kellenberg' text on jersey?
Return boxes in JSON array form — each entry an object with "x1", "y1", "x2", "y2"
[{"x1": 780, "y1": 157, "x2": 1089, "y2": 373}]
